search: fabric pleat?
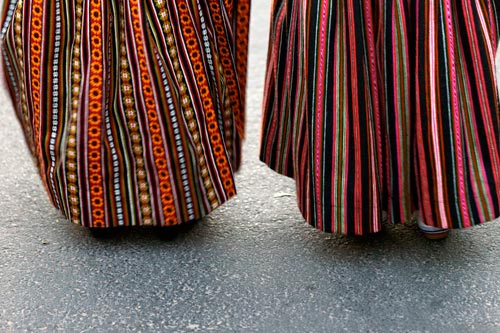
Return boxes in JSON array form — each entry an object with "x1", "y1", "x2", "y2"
[
  {"x1": 260, "y1": 0, "x2": 500, "y2": 235},
  {"x1": 1, "y1": 0, "x2": 251, "y2": 228}
]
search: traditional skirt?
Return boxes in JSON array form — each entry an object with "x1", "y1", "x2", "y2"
[
  {"x1": 0, "y1": 0, "x2": 250, "y2": 228},
  {"x1": 261, "y1": 1, "x2": 500, "y2": 235}
]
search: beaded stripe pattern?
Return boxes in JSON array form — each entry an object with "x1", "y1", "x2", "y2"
[{"x1": 0, "y1": 0, "x2": 250, "y2": 227}]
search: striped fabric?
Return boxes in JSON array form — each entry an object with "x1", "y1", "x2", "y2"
[
  {"x1": 261, "y1": 1, "x2": 500, "y2": 235},
  {"x1": 1, "y1": 0, "x2": 250, "y2": 228}
]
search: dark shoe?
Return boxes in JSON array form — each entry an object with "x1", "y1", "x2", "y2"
[
  {"x1": 89, "y1": 228, "x2": 119, "y2": 238},
  {"x1": 157, "y1": 219, "x2": 199, "y2": 241}
]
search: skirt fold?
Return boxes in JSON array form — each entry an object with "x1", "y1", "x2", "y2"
[{"x1": 261, "y1": 0, "x2": 500, "y2": 235}]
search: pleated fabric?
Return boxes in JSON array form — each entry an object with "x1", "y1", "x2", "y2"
[
  {"x1": 1, "y1": 0, "x2": 250, "y2": 228},
  {"x1": 261, "y1": 0, "x2": 500, "y2": 235}
]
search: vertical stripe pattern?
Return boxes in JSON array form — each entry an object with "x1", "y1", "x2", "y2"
[
  {"x1": 1, "y1": 0, "x2": 250, "y2": 228},
  {"x1": 261, "y1": 0, "x2": 500, "y2": 235}
]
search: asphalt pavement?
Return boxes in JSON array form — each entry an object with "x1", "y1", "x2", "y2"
[{"x1": 1, "y1": 2, "x2": 500, "y2": 332}]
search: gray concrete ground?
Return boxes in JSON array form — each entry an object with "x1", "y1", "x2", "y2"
[{"x1": 1, "y1": 2, "x2": 500, "y2": 332}]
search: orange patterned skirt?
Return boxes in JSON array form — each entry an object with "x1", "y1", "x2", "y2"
[{"x1": 0, "y1": 0, "x2": 250, "y2": 227}]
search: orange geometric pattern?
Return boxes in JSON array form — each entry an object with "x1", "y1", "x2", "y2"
[
  {"x1": 129, "y1": 0, "x2": 178, "y2": 226},
  {"x1": 177, "y1": 0, "x2": 235, "y2": 197},
  {"x1": 153, "y1": 0, "x2": 219, "y2": 209},
  {"x1": 29, "y1": 0, "x2": 49, "y2": 191},
  {"x1": 88, "y1": 0, "x2": 106, "y2": 227},
  {"x1": 0, "y1": 0, "x2": 250, "y2": 227},
  {"x1": 208, "y1": 0, "x2": 241, "y2": 150},
  {"x1": 118, "y1": 3, "x2": 154, "y2": 226},
  {"x1": 234, "y1": 0, "x2": 251, "y2": 138}
]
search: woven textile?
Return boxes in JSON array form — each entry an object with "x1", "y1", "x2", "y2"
[
  {"x1": 261, "y1": 1, "x2": 500, "y2": 235},
  {"x1": 1, "y1": 0, "x2": 250, "y2": 228}
]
